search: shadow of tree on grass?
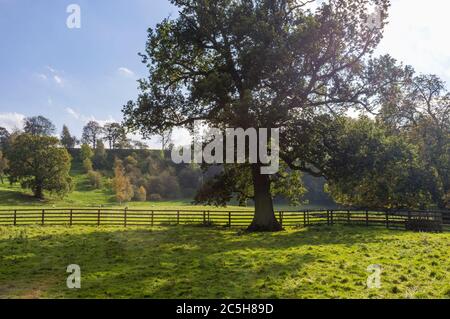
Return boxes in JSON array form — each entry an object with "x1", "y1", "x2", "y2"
[{"x1": 0, "y1": 225, "x2": 446, "y2": 299}]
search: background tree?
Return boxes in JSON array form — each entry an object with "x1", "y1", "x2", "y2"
[
  {"x1": 60, "y1": 125, "x2": 77, "y2": 149},
  {"x1": 0, "y1": 151, "x2": 8, "y2": 183},
  {"x1": 0, "y1": 127, "x2": 10, "y2": 150},
  {"x1": 159, "y1": 129, "x2": 173, "y2": 151},
  {"x1": 80, "y1": 143, "x2": 94, "y2": 160},
  {"x1": 5, "y1": 134, "x2": 73, "y2": 198},
  {"x1": 132, "y1": 140, "x2": 149, "y2": 150},
  {"x1": 82, "y1": 121, "x2": 103, "y2": 148},
  {"x1": 115, "y1": 137, "x2": 133, "y2": 149},
  {"x1": 87, "y1": 170, "x2": 103, "y2": 189},
  {"x1": 23, "y1": 116, "x2": 56, "y2": 136},
  {"x1": 319, "y1": 117, "x2": 435, "y2": 209},
  {"x1": 123, "y1": 0, "x2": 390, "y2": 231},
  {"x1": 93, "y1": 139, "x2": 108, "y2": 170},
  {"x1": 135, "y1": 186, "x2": 147, "y2": 201},
  {"x1": 103, "y1": 123, "x2": 127, "y2": 149},
  {"x1": 80, "y1": 143, "x2": 94, "y2": 173},
  {"x1": 366, "y1": 55, "x2": 450, "y2": 208},
  {"x1": 112, "y1": 158, "x2": 134, "y2": 204}
]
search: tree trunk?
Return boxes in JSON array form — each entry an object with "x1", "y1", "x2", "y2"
[
  {"x1": 34, "y1": 183, "x2": 44, "y2": 199},
  {"x1": 247, "y1": 164, "x2": 282, "y2": 232}
]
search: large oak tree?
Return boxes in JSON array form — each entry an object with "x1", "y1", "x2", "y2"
[{"x1": 123, "y1": 0, "x2": 390, "y2": 231}]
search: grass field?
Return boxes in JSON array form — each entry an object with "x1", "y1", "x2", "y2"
[
  {"x1": 0, "y1": 180, "x2": 330, "y2": 211},
  {"x1": 1, "y1": 160, "x2": 447, "y2": 299},
  {"x1": 0, "y1": 224, "x2": 449, "y2": 299}
]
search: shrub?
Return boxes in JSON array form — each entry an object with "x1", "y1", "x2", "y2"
[
  {"x1": 87, "y1": 170, "x2": 103, "y2": 189},
  {"x1": 92, "y1": 140, "x2": 107, "y2": 170},
  {"x1": 149, "y1": 193, "x2": 162, "y2": 201},
  {"x1": 134, "y1": 186, "x2": 147, "y2": 202},
  {"x1": 112, "y1": 158, "x2": 134, "y2": 203},
  {"x1": 83, "y1": 158, "x2": 93, "y2": 172},
  {"x1": 80, "y1": 143, "x2": 93, "y2": 161}
]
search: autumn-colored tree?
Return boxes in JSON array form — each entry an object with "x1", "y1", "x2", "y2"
[
  {"x1": 112, "y1": 158, "x2": 134, "y2": 204},
  {"x1": 135, "y1": 186, "x2": 147, "y2": 202}
]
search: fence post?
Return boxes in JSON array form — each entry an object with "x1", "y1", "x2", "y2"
[
  {"x1": 208, "y1": 210, "x2": 210, "y2": 223},
  {"x1": 151, "y1": 210, "x2": 154, "y2": 226},
  {"x1": 303, "y1": 211, "x2": 307, "y2": 227},
  {"x1": 124, "y1": 208, "x2": 127, "y2": 227},
  {"x1": 177, "y1": 210, "x2": 180, "y2": 225},
  {"x1": 97, "y1": 209, "x2": 101, "y2": 226},
  {"x1": 69, "y1": 209, "x2": 73, "y2": 226},
  {"x1": 407, "y1": 211, "x2": 411, "y2": 230},
  {"x1": 41, "y1": 209, "x2": 45, "y2": 225},
  {"x1": 437, "y1": 211, "x2": 443, "y2": 232},
  {"x1": 330, "y1": 210, "x2": 334, "y2": 225},
  {"x1": 347, "y1": 210, "x2": 351, "y2": 224},
  {"x1": 326, "y1": 210, "x2": 330, "y2": 226},
  {"x1": 365, "y1": 210, "x2": 369, "y2": 227},
  {"x1": 13, "y1": 210, "x2": 17, "y2": 226},
  {"x1": 229, "y1": 211, "x2": 232, "y2": 228},
  {"x1": 279, "y1": 211, "x2": 283, "y2": 228},
  {"x1": 386, "y1": 211, "x2": 389, "y2": 229},
  {"x1": 203, "y1": 211, "x2": 206, "y2": 225}
]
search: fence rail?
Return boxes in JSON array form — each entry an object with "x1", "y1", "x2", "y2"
[
  {"x1": 0, "y1": 208, "x2": 449, "y2": 231},
  {"x1": 0, "y1": 208, "x2": 450, "y2": 231}
]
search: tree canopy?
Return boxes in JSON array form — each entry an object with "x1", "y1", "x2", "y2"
[
  {"x1": 123, "y1": 0, "x2": 391, "y2": 231},
  {"x1": 82, "y1": 121, "x2": 103, "y2": 149},
  {"x1": 23, "y1": 116, "x2": 56, "y2": 136},
  {"x1": 5, "y1": 134, "x2": 73, "y2": 199},
  {"x1": 103, "y1": 123, "x2": 127, "y2": 149},
  {"x1": 60, "y1": 125, "x2": 78, "y2": 149}
]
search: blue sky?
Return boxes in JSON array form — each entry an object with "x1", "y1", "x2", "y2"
[{"x1": 1, "y1": 0, "x2": 450, "y2": 148}]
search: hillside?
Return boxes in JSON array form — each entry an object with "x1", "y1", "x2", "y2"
[{"x1": 0, "y1": 148, "x2": 336, "y2": 210}]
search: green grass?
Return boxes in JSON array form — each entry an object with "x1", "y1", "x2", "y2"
[
  {"x1": 0, "y1": 174, "x2": 329, "y2": 211},
  {"x1": 0, "y1": 224, "x2": 449, "y2": 299},
  {"x1": 0, "y1": 176, "x2": 228, "y2": 211},
  {"x1": 0, "y1": 156, "x2": 337, "y2": 211}
]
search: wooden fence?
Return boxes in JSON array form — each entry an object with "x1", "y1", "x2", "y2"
[{"x1": 0, "y1": 208, "x2": 448, "y2": 231}]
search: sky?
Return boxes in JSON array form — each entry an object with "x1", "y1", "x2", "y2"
[{"x1": 0, "y1": 0, "x2": 450, "y2": 148}]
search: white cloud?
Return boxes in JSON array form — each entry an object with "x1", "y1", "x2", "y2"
[
  {"x1": 118, "y1": 67, "x2": 135, "y2": 78},
  {"x1": 94, "y1": 116, "x2": 117, "y2": 127},
  {"x1": 53, "y1": 75, "x2": 63, "y2": 86},
  {"x1": 0, "y1": 112, "x2": 25, "y2": 132},
  {"x1": 46, "y1": 65, "x2": 57, "y2": 74},
  {"x1": 34, "y1": 66, "x2": 66, "y2": 87},
  {"x1": 65, "y1": 107, "x2": 117, "y2": 126},
  {"x1": 66, "y1": 107, "x2": 80, "y2": 120}
]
